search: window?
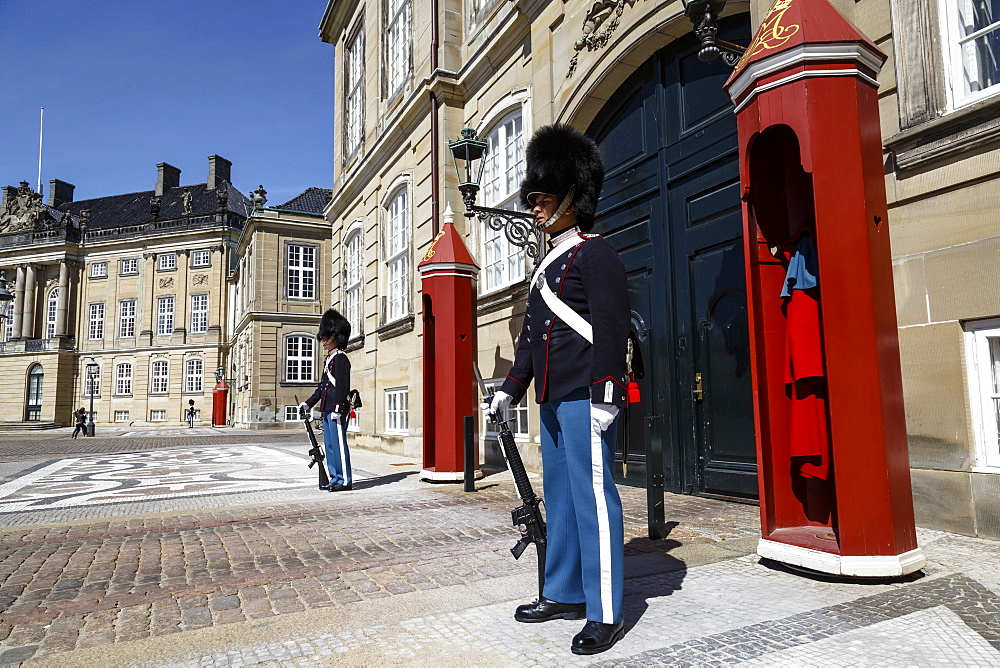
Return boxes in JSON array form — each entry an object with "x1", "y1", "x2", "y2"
[
  {"x1": 286, "y1": 245, "x2": 316, "y2": 299},
  {"x1": 114, "y1": 410, "x2": 129, "y2": 422},
  {"x1": 119, "y1": 300, "x2": 136, "y2": 338},
  {"x1": 345, "y1": 229, "x2": 363, "y2": 335},
  {"x1": 345, "y1": 27, "x2": 365, "y2": 157},
  {"x1": 150, "y1": 359, "x2": 169, "y2": 394},
  {"x1": 185, "y1": 358, "x2": 203, "y2": 393},
  {"x1": 943, "y1": 0, "x2": 1000, "y2": 108},
  {"x1": 385, "y1": 388, "x2": 408, "y2": 433},
  {"x1": 386, "y1": 0, "x2": 411, "y2": 96},
  {"x1": 190, "y1": 294, "x2": 208, "y2": 334},
  {"x1": 26, "y1": 364, "x2": 43, "y2": 422},
  {"x1": 481, "y1": 111, "x2": 526, "y2": 292},
  {"x1": 46, "y1": 288, "x2": 58, "y2": 339},
  {"x1": 116, "y1": 363, "x2": 133, "y2": 396},
  {"x1": 90, "y1": 262, "x2": 107, "y2": 278},
  {"x1": 84, "y1": 363, "x2": 101, "y2": 397},
  {"x1": 120, "y1": 258, "x2": 138, "y2": 275},
  {"x1": 484, "y1": 380, "x2": 529, "y2": 439},
  {"x1": 158, "y1": 254, "x2": 177, "y2": 271},
  {"x1": 157, "y1": 296, "x2": 174, "y2": 335},
  {"x1": 286, "y1": 336, "x2": 315, "y2": 382},
  {"x1": 88, "y1": 303, "x2": 105, "y2": 340},
  {"x1": 3, "y1": 316, "x2": 12, "y2": 343},
  {"x1": 191, "y1": 250, "x2": 211, "y2": 267},
  {"x1": 385, "y1": 187, "x2": 410, "y2": 321},
  {"x1": 285, "y1": 405, "x2": 314, "y2": 421},
  {"x1": 968, "y1": 320, "x2": 1000, "y2": 470},
  {"x1": 150, "y1": 410, "x2": 166, "y2": 422}
]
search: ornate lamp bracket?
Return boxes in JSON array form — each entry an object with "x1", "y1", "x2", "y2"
[{"x1": 684, "y1": 1, "x2": 746, "y2": 66}]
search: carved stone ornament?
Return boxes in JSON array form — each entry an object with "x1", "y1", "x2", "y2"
[
  {"x1": 182, "y1": 188, "x2": 194, "y2": 216},
  {"x1": 193, "y1": 274, "x2": 209, "y2": 286},
  {"x1": 216, "y1": 181, "x2": 229, "y2": 211},
  {"x1": 567, "y1": 0, "x2": 645, "y2": 78},
  {"x1": 0, "y1": 181, "x2": 47, "y2": 233},
  {"x1": 158, "y1": 277, "x2": 174, "y2": 289}
]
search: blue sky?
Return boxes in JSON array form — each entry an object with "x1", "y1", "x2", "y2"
[{"x1": 0, "y1": 1, "x2": 333, "y2": 207}]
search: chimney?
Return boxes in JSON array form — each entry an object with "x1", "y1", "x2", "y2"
[
  {"x1": 207, "y1": 155, "x2": 232, "y2": 189},
  {"x1": 47, "y1": 179, "x2": 75, "y2": 207},
  {"x1": 1, "y1": 186, "x2": 16, "y2": 208},
  {"x1": 156, "y1": 162, "x2": 181, "y2": 196}
]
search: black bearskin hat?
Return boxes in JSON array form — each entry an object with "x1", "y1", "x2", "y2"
[
  {"x1": 519, "y1": 124, "x2": 605, "y2": 231},
  {"x1": 317, "y1": 309, "x2": 351, "y2": 348}
]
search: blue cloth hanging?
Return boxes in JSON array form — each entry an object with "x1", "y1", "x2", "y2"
[{"x1": 781, "y1": 231, "x2": 819, "y2": 297}]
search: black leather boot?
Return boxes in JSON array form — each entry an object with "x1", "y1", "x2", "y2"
[
  {"x1": 514, "y1": 597, "x2": 586, "y2": 623},
  {"x1": 571, "y1": 620, "x2": 624, "y2": 655}
]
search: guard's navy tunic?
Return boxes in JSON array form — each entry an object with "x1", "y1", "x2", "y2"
[
  {"x1": 305, "y1": 350, "x2": 353, "y2": 486},
  {"x1": 500, "y1": 231, "x2": 629, "y2": 624}
]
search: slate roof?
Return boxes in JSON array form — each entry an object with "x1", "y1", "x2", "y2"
[
  {"x1": 56, "y1": 183, "x2": 252, "y2": 230},
  {"x1": 272, "y1": 188, "x2": 332, "y2": 215}
]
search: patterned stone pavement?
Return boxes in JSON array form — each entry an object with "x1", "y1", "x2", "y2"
[{"x1": 0, "y1": 431, "x2": 997, "y2": 666}]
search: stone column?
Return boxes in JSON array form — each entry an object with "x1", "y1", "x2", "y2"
[
  {"x1": 11, "y1": 264, "x2": 26, "y2": 340},
  {"x1": 55, "y1": 260, "x2": 70, "y2": 337},
  {"x1": 140, "y1": 253, "x2": 156, "y2": 345},
  {"x1": 21, "y1": 263, "x2": 36, "y2": 339},
  {"x1": 176, "y1": 250, "x2": 190, "y2": 343}
]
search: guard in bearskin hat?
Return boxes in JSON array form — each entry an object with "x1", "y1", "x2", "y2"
[
  {"x1": 482, "y1": 124, "x2": 629, "y2": 654},
  {"x1": 301, "y1": 309, "x2": 354, "y2": 491}
]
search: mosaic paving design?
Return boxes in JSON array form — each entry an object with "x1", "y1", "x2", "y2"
[{"x1": 0, "y1": 446, "x2": 321, "y2": 513}]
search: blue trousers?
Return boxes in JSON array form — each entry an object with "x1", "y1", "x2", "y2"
[
  {"x1": 322, "y1": 412, "x2": 352, "y2": 486},
  {"x1": 539, "y1": 388, "x2": 624, "y2": 624}
]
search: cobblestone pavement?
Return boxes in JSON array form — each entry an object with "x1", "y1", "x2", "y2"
[{"x1": 0, "y1": 430, "x2": 997, "y2": 666}]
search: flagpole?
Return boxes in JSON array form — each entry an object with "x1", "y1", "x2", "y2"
[{"x1": 37, "y1": 107, "x2": 44, "y2": 195}]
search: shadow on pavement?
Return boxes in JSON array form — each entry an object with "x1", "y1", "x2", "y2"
[
  {"x1": 353, "y1": 471, "x2": 417, "y2": 489},
  {"x1": 623, "y1": 535, "x2": 687, "y2": 633}
]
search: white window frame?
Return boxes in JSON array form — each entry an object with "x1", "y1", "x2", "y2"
[
  {"x1": 157, "y1": 296, "x2": 175, "y2": 336},
  {"x1": 150, "y1": 409, "x2": 166, "y2": 422},
  {"x1": 285, "y1": 405, "x2": 315, "y2": 422},
  {"x1": 384, "y1": 185, "x2": 410, "y2": 322},
  {"x1": 386, "y1": 0, "x2": 412, "y2": 97},
  {"x1": 3, "y1": 316, "x2": 13, "y2": 343},
  {"x1": 46, "y1": 287, "x2": 58, "y2": 339},
  {"x1": 345, "y1": 25, "x2": 365, "y2": 159},
  {"x1": 345, "y1": 224, "x2": 363, "y2": 337},
  {"x1": 150, "y1": 359, "x2": 169, "y2": 394},
  {"x1": 120, "y1": 258, "x2": 138, "y2": 275},
  {"x1": 158, "y1": 253, "x2": 177, "y2": 271},
  {"x1": 84, "y1": 363, "x2": 101, "y2": 397},
  {"x1": 484, "y1": 379, "x2": 530, "y2": 440},
  {"x1": 119, "y1": 300, "x2": 136, "y2": 338},
  {"x1": 966, "y1": 318, "x2": 1000, "y2": 472},
  {"x1": 941, "y1": 0, "x2": 1000, "y2": 109},
  {"x1": 88, "y1": 303, "x2": 105, "y2": 340},
  {"x1": 385, "y1": 388, "x2": 408, "y2": 433},
  {"x1": 191, "y1": 250, "x2": 211, "y2": 267},
  {"x1": 185, "y1": 358, "x2": 204, "y2": 393},
  {"x1": 480, "y1": 108, "x2": 528, "y2": 293},
  {"x1": 114, "y1": 410, "x2": 129, "y2": 422},
  {"x1": 190, "y1": 294, "x2": 209, "y2": 334},
  {"x1": 285, "y1": 335, "x2": 316, "y2": 383},
  {"x1": 286, "y1": 244, "x2": 317, "y2": 300},
  {"x1": 90, "y1": 262, "x2": 107, "y2": 278},
  {"x1": 116, "y1": 362, "x2": 133, "y2": 396}
]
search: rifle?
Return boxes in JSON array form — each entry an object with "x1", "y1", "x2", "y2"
[
  {"x1": 299, "y1": 402, "x2": 330, "y2": 489},
  {"x1": 474, "y1": 363, "x2": 547, "y2": 600}
]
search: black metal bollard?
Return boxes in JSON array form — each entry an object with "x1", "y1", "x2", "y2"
[{"x1": 464, "y1": 415, "x2": 475, "y2": 492}]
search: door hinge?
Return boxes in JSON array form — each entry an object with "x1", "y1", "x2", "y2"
[{"x1": 692, "y1": 372, "x2": 703, "y2": 401}]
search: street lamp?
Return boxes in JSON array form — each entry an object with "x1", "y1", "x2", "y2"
[
  {"x1": 449, "y1": 128, "x2": 544, "y2": 260},
  {"x1": 85, "y1": 356, "x2": 99, "y2": 437},
  {"x1": 681, "y1": 0, "x2": 747, "y2": 65}
]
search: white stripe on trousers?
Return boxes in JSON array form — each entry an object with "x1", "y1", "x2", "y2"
[
  {"x1": 333, "y1": 416, "x2": 350, "y2": 484},
  {"x1": 590, "y1": 416, "x2": 613, "y2": 623}
]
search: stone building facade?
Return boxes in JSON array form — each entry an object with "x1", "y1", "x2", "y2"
[
  {"x1": 317, "y1": 0, "x2": 1000, "y2": 538},
  {"x1": 0, "y1": 156, "x2": 249, "y2": 428}
]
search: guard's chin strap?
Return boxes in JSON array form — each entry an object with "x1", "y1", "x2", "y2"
[{"x1": 537, "y1": 186, "x2": 576, "y2": 230}]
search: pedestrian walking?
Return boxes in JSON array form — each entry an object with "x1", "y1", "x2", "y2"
[
  {"x1": 71, "y1": 407, "x2": 87, "y2": 439},
  {"x1": 300, "y1": 309, "x2": 353, "y2": 491},
  {"x1": 482, "y1": 124, "x2": 629, "y2": 655}
]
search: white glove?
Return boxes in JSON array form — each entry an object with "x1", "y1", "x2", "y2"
[
  {"x1": 298, "y1": 402, "x2": 311, "y2": 418},
  {"x1": 481, "y1": 391, "x2": 513, "y2": 417},
  {"x1": 591, "y1": 403, "x2": 619, "y2": 432},
  {"x1": 329, "y1": 412, "x2": 341, "y2": 422}
]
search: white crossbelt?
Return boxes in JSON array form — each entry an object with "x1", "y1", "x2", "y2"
[{"x1": 529, "y1": 235, "x2": 593, "y2": 344}]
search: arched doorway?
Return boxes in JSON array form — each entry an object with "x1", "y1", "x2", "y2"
[
  {"x1": 26, "y1": 363, "x2": 44, "y2": 421},
  {"x1": 589, "y1": 17, "x2": 755, "y2": 524}
]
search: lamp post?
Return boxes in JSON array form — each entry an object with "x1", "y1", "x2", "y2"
[
  {"x1": 85, "y1": 356, "x2": 99, "y2": 437},
  {"x1": 449, "y1": 128, "x2": 544, "y2": 260},
  {"x1": 681, "y1": 0, "x2": 747, "y2": 65}
]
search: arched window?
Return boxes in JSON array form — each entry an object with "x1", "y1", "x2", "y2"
[
  {"x1": 26, "y1": 364, "x2": 43, "y2": 421},
  {"x1": 150, "y1": 359, "x2": 169, "y2": 394},
  {"x1": 285, "y1": 336, "x2": 315, "y2": 382},
  {"x1": 384, "y1": 185, "x2": 410, "y2": 322},
  {"x1": 481, "y1": 108, "x2": 527, "y2": 292},
  {"x1": 46, "y1": 288, "x2": 59, "y2": 339},
  {"x1": 345, "y1": 226, "x2": 363, "y2": 336}
]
